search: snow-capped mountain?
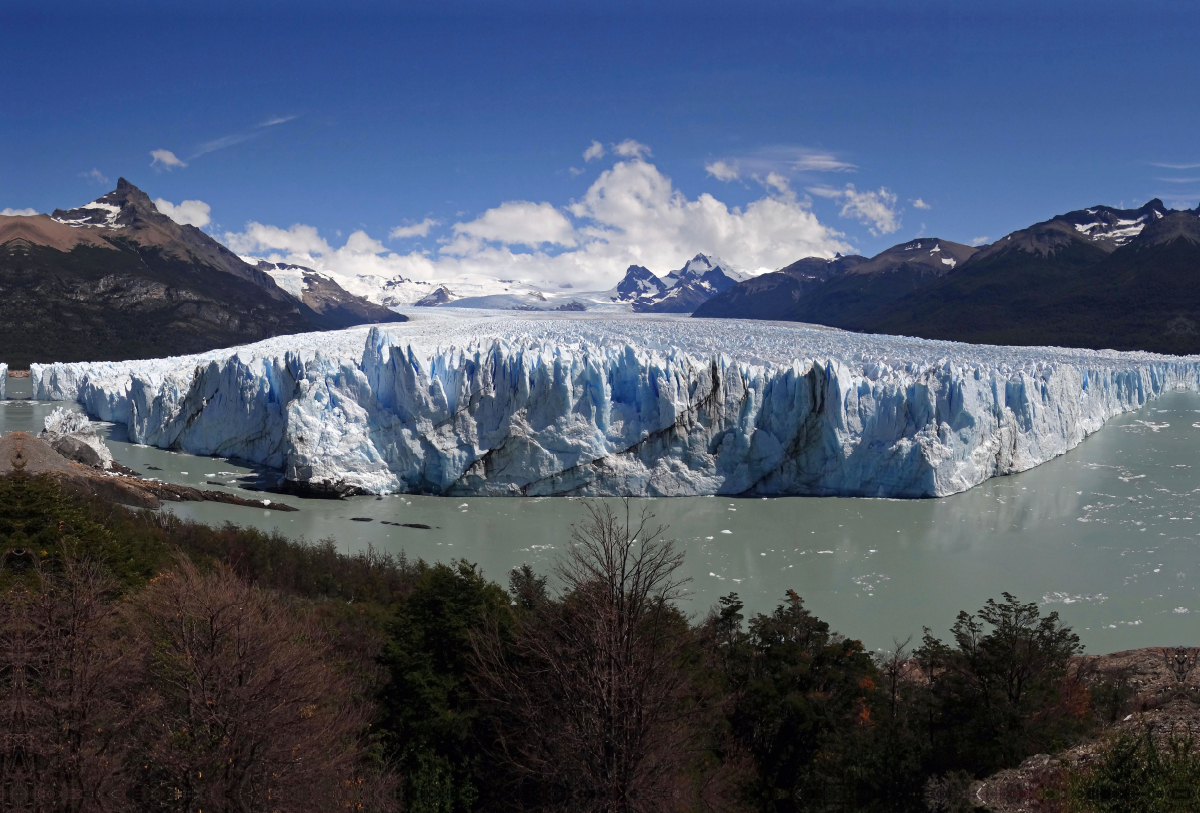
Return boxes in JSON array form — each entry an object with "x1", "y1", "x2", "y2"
[
  {"x1": 696, "y1": 198, "x2": 1200, "y2": 355},
  {"x1": 254, "y1": 261, "x2": 404, "y2": 329},
  {"x1": 610, "y1": 265, "x2": 668, "y2": 301},
  {"x1": 629, "y1": 254, "x2": 747, "y2": 313},
  {"x1": 1056, "y1": 199, "x2": 1170, "y2": 251},
  {"x1": 0, "y1": 180, "x2": 316, "y2": 366}
]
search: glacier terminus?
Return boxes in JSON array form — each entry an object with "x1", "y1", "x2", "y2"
[{"x1": 28, "y1": 310, "x2": 1200, "y2": 499}]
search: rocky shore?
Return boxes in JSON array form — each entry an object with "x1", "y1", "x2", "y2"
[
  {"x1": 973, "y1": 646, "x2": 1200, "y2": 811},
  {"x1": 0, "y1": 431, "x2": 297, "y2": 512}
]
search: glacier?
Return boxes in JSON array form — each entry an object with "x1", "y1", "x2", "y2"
[{"x1": 27, "y1": 310, "x2": 1200, "y2": 498}]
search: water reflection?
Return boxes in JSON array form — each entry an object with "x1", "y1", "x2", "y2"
[{"x1": 4, "y1": 384, "x2": 1200, "y2": 652}]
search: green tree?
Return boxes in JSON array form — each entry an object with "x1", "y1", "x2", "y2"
[
  {"x1": 378, "y1": 560, "x2": 511, "y2": 813},
  {"x1": 916, "y1": 592, "x2": 1087, "y2": 777},
  {"x1": 710, "y1": 589, "x2": 880, "y2": 812}
]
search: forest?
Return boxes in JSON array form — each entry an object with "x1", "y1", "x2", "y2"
[{"x1": 0, "y1": 473, "x2": 1187, "y2": 813}]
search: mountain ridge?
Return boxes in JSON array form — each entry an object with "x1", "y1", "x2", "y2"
[
  {"x1": 695, "y1": 198, "x2": 1200, "y2": 355},
  {"x1": 0, "y1": 179, "x2": 404, "y2": 366}
]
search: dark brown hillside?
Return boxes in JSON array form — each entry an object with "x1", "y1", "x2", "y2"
[
  {"x1": 691, "y1": 254, "x2": 865, "y2": 320},
  {"x1": 0, "y1": 178, "x2": 405, "y2": 366},
  {"x1": 867, "y1": 209, "x2": 1200, "y2": 354},
  {"x1": 0, "y1": 236, "x2": 313, "y2": 367}
]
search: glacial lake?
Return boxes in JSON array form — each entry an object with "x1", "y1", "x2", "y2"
[{"x1": 5, "y1": 373, "x2": 1200, "y2": 653}]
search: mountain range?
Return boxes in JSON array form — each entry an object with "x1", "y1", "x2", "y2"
[
  {"x1": 9, "y1": 179, "x2": 1199, "y2": 365},
  {"x1": 0, "y1": 179, "x2": 402, "y2": 367},
  {"x1": 694, "y1": 199, "x2": 1200, "y2": 355}
]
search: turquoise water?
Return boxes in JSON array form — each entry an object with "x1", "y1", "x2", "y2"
[{"x1": 6, "y1": 374, "x2": 1200, "y2": 652}]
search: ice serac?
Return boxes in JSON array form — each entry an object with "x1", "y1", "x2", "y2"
[
  {"x1": 30, "y1": 313, "x2": 1200, "y2": 498},
  {"x1": 0, "y1": 364, "x2": 7, "y2": 400}
]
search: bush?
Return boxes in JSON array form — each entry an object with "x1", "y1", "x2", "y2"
[{"x1": 1067, "y1": 729, "x2": 1200, "y2": 812}]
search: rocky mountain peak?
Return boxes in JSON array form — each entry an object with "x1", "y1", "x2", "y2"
[
  {"x1": 1130, "y1": 209, "x2": 1200, "y2": 248},
  {"x1": 50, "y1": 178, "x2": 162, "y2": 230},
  {"x1": 612, "y1": 264, "x2": 668, "y2": 302}
]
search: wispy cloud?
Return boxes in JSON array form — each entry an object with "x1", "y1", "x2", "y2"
[
  {"x1": 80, "y1": 168, "x2": 110, "y2": 185},
  {"x1": 1150, "y1": 162, "x2": 1200, "y2": 170},
  {"x1": 175, "y1": 115, "x2": 299, "y2": 162},
  {"x1": 612, "y1": 139, "x2": 651, "y2": 160},
  {"x1": 259, "y1": 115, "x2": 298, "y2": 127},
  {"x1": 389, "y1": 218, "x2": 440, "y2": 239},
  {"x1": 190, "y1": 131, "x2": 260, "y2": 159},
  {"x1": 971, "y1": 235, "x2": 990, "y2": 246},
  {"x1": 150, "y1": 149, "x2": 187, "y2": 171},
  {"x1": 583, "y1": 140, "x2": 606, "y2": 162},
  {"x1": 704, "y1": 145, "x2": 857, "y2": 193},
  {"x1": 1, "y1": 207, "x2": 38, "y2": 217},
  {"x1": 809, "y1": 183, "x2": 900, "y2": 235},
  {"x1": 911, "y1": 198, "x2": 930, "y2": 210},
  {"x1": 1156, "y1": 177, "x2": 1200, "y2": 183},
  {"x1": 789, "y1": 149, "x2": 856, "y2": 172}
]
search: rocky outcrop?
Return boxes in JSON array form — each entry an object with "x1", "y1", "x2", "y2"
[
  {"x1": 972, "y1": 647, "x2": 1200, "y2": 812},
  {"x1": 40, "y1": 406, "x2": 113, "y2": 469},
  {"x1": 0, "y1": 432, "x2": 296, "y2": 511}
]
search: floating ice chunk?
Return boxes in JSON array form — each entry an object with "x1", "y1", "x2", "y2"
[{"x1": 1042, "y1": 592, "x2": 1108, "y2": 605}]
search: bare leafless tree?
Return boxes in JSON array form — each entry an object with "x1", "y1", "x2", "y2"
[
  {"x1": 0, "y1": 549, "x2": 153, "y2": 812},
  {"x1": 131, "y1": 556, "x2": 396, "y2": 813},
  {"x1": 473, "y1": 499, "x2": 705, "y2": 813},
  {"x1": 877, "y1": 636, "x2": 914, "y2": 720}
]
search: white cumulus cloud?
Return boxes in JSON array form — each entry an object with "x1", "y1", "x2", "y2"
[
  {"x1": 222, "y1": 157, "x2": 852, "y2": 291},
  {"x1": 154, "y1": 198, "x2": 212, "y2": 228},
  {"x1": 447, "y1": 201, "x2": 577, "y2": 253},
  {"x1": 583, "y1": 140, "x2": 606, "y2": 162},
  {"x1": 150, "y1": 149, "x2": 187, "y2": 170},
  {"x1": 388, "y1": 218, "x2": 440, "y2": 239},
  {"x1": 971, "y1": 236, "x2": 990, "y2": 246},
  {"x1": 222, "y1": 222, "x2": 332, "y2": 256},
  {"x1": 808, "y1": 183, "x2": 901, "y2": 236},
  {"x1": 1, "y1": 207, "x2": 38, "y2": 216},
  {"x1": 705, "y1": 160, "x2": 740, "y2": 182},
  {"x1": 911, "y1": 198, "x2": 930, "y2": 210},
  {"x1": 612, "y1": 139, "x2": 651, "y2": 160}
]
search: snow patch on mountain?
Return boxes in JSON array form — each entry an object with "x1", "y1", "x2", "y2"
[
  {"x1": 29, "y1": 311, "x2": 1200, "y2": 499},
  {"x1": 51, "y1": 201, "x2": 122, "y2": 229}
]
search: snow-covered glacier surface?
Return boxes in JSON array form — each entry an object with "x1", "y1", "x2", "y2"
[{"x1": 28, "y1": 310, "x2": 1200, "y2": 498}]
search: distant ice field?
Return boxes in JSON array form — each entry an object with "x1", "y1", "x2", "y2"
[{"x1": 29, "y1": 307, "x2": 1197, "y2": 372}]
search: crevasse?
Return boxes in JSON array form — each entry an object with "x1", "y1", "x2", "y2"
[{"x1": 27, "y1": 313, "x2": 1200, "y2": 498}]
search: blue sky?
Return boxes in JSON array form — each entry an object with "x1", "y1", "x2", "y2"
[{"x1": 4, "y1": 1, "x2": 1199, "y2": 288}]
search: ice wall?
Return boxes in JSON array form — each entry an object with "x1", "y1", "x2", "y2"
[{"x1": 30, "y1": 313, "x2": 1200, "y2": 498}]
